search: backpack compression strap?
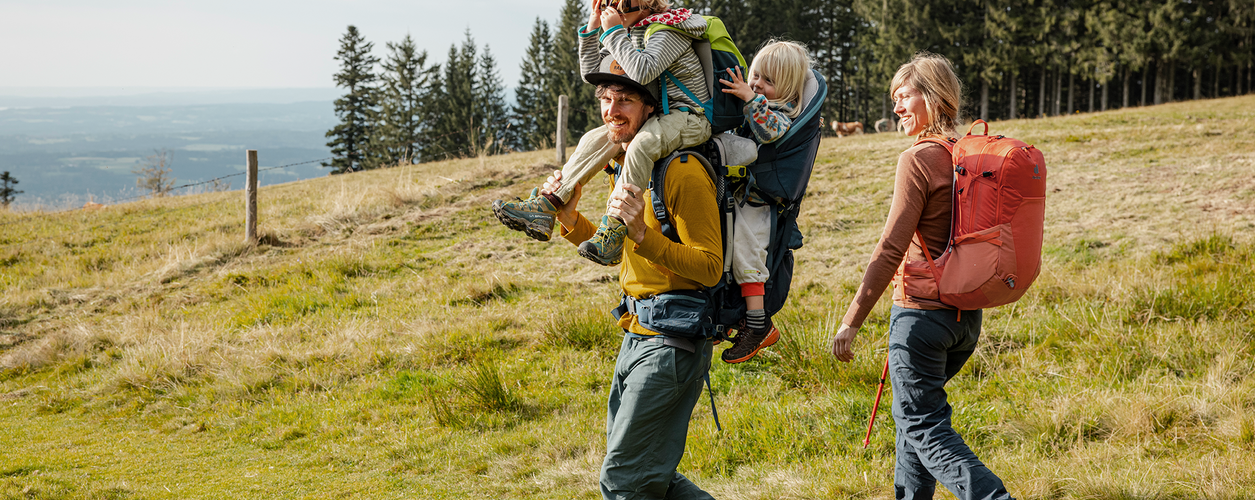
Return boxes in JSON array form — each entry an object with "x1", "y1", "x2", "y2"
[{"x1": 644, "y1": 22, "x2": 709, "y2": 121}]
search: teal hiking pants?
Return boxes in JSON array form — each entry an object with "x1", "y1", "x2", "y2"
[{"x1": 600, "y1": 333, "x2": 715, "y2": 500}]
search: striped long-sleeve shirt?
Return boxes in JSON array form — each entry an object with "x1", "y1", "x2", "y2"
[{"x1": 578, "y1": 9, "x2": 710, "y2": 114}]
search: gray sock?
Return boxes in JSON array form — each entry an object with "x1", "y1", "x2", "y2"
[{"x1": 745, "y1": 308, "x2": 766, "y2": 333}]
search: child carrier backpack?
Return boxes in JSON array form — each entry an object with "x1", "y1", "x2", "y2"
[
  {"x1": 628, "y1": 69, "x2": 828, "y2": 337},
  {"x1": 645, "y1": 15, "x2": 748, "y2": 134},
  {"x1": 900, "y1": 120, "x2": 1047, "y2": 310}
]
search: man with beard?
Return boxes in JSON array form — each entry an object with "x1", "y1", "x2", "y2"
[
  {"x1": 540, "y1": 62, "x2": 723, "y2": 499},
  {"x1": 493, "y1": 0, "x2": 712, "y2": 267}
]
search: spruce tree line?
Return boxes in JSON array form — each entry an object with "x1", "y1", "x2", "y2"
[
  {"x1": 324, "y1": 26, "x2": 511, "y2": 173},
  {"x1": 687, "y1": 0, "x2": 1255, "y2": 127},
  {"x1": 325, "y1": 1, "x2": 1255, "y2": 171},
  {"x1": 323, "y1": 0, "x2": 600, "y2": 171}
]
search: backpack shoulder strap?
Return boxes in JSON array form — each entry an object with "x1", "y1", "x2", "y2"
[
  {"x1": 647, "y1": 21, "x2": 712, "y2": 121},
  {"x1": 914, "y1": 136, "x2": 956, "y2": 153},
  {"x1": 912, "y1": 136, "x2": 960, "y2": 257},
  {"x1": 650, "y1": 152, "x2": 679, "y2": 243},
  {"x1": 651, "y1": 150, "x2": 720, "y2": 243}
]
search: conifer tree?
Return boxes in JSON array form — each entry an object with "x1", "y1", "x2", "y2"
[
  {"x1": 811, "y1": 0, "x2": 867, "y2": 125},
  {"x1": 0, "y1": 171, "x2": 21, "y2": 209},
  {"x1": 1148, "y1": 1, "x2": 1190, "y2": 104},
  {"x1": 549, "y1": 0, "x2": 598, "y2": 143},
  {"x1": 988, "y1": 0, "x2": 1033, "y2": 119},
  {"x1": 511, "y1": 18, "x2": 557, "y2": 152},
  {"x1": 475, "y1": 46, "x2": 510, "y2": 156},
  {"x1": 368, "y1": 35, "x2": 432, "y2": 167},
  {"x1": 417, "y1": 68, "x2": 448, "y2": 161},
  {"x1": 325, "y1": 25, "x2": 380, "y2": 174},
  {"x1": 423, "y1": 33, "x2": 478, "y2": 160}
]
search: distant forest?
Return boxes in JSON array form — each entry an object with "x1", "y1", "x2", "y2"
[{"x1": 324, "y1": 0, "x2": 1255, "y2": 171}]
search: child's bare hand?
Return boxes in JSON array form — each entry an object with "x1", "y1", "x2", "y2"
[
  {"x1": 587, "y1": 0, "x2": 602, "y2": 30},
  {"x1": 600, "y1": 5, "x2": 624, "y2": 31},
  {"x1": 607, "y1": 183, "x2": 646, "y2": 243},
  {"x1": 718, "y1": 67, "x2": 757, "y2": 103}
]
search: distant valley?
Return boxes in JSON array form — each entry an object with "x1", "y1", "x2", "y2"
[{"x1": 0, "y1": 95, "x2": 338, "y2": 209}]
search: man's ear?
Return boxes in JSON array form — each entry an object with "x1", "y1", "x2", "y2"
[{"x1": 643, "y1": 104, "x2": 655, "y2": 116}]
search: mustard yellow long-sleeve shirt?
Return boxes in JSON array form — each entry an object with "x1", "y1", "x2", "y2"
[{"x1": 561, "y1": 154, "x2": 723, "y2": 336}]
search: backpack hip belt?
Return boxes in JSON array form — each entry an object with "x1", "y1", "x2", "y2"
[
  {"x1": 623, "y1": 330, "x2": 697, "y2": 353},
  {"x1": 613, "y1": 291, "x2": 717, "y2": 340}
]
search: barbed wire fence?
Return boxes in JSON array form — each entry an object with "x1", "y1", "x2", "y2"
[
  {"x1": 0, "y1": 96, "x2": 580, "y2": 251},
  {"x1": 0, "y1": 157, "x2": 333, "y2": 228},
  {"x1": 0, "y1": 154, "x2": 335, "y2": 251}
]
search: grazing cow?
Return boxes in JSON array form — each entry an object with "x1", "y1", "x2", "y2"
[
  {"x1": 83, "y1": 202, "x2": 106, "y2": 210},
  {"x1": 832, "y1": 121, "x2": 864, "y2": 137},
  {"x1": 874, "y1": 118, "x2": 894, "y2": 133}
]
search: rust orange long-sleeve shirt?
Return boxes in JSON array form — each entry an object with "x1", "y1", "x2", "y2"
[{"x1": 843, "y1": 140, "x2": 955, "y2": 329}]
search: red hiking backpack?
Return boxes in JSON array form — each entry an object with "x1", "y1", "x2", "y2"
[{"x1": 898, "y1": 120, "x2": 1047, "y2": 310}]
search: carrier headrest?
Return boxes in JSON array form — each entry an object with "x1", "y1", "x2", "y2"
[{"x1": 798, "y1": 70, "x2": 819, "y2": 112}]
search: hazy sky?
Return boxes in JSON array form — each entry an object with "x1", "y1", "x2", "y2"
[{"x1": 1, "y1": 0, "x2": 569, "y2": 93}]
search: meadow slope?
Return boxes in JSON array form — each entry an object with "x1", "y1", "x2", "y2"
[{"x1": 1, "y1": 96, "x2": 1254, "y2": 499}]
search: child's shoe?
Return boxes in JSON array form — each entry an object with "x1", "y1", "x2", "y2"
[
  {"x1": 577, "y1": 215, "x2": 627, "y2": 266},
  {"x1": 492, "y1": 188, "x2": 559, "y2": 241},
  {"x1": 720, "y1": 320, "x2": 780, "y2": 363}
]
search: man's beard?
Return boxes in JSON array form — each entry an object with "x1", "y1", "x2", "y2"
[{"x1": 605, "y1": 125, "x2": 637, "y2": 144}]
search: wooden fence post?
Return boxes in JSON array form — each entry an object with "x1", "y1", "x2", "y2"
[
  {"x1": 557, "y1": 95, "x2": 568, "y2": 164},
  {"x1": 245, "y1": 150, "x2": 258, "y2": 244}
]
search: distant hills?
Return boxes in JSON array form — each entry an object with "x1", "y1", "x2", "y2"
[
  {"x1": 0, "y1": 90, "x2": 341, "y2": 208},
  {"x1": 0, "y1": 87, "x2": 341, "y2": 108}
]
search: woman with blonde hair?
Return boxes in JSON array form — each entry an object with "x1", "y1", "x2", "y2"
[{"x1": 831, "y1": 52, "x2": 1015, "y2": 499}]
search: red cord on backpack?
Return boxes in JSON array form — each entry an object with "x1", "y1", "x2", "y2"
[{"x1": 863, "y1": 355, "x2": 890, "y2": 448}]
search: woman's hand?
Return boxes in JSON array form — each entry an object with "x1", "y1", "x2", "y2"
[
  {"x1": 831, "y1": 323, "x2": 859, "y2": 362},
  {"x1": 718, "y1": 67, "x2": 757, "y2": 103},
  {"x1": 607, "y1": 183, "x2": 647, "y2": 244},
  {"x1": 542, "y1": 170, "x2": 581, "y2": 230}
]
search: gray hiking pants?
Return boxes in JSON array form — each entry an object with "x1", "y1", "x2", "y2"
[
  {"x1": 601, "y1": 333, "x2": 715, "y2": 500},
  {"x1": 888, "y1": 305, "x2": 1014, "y2": 500}
]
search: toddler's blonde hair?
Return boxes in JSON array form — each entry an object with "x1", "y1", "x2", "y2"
[
  {"x1": 890, "y1": 52, "x2": 963, "y2": 137},
  {"x1": 750, "y1": 40, "x2": 810, "y2": 119}
]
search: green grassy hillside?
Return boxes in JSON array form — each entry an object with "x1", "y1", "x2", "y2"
[{"x1": 2, "y1": 96, "x2": 1254, "y2": 499}]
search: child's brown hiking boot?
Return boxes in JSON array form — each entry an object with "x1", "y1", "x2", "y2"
[
  {"x1": 720, "y1": 321, "x2": 780, "y2": 363},
  {"x1": 492, "y1": 188, "x2": 560, "y2": 242}
]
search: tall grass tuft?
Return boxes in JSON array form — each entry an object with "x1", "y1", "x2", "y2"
[
  {"x1": 427, "y1": 391, "x2": 464, "y2": 428},
  {"x1": 768, "y1": 307, "x2": 885, "y2": 393},
  {"x1": 543, "y1": 307, "x2": 619, "y2": 353},
  {"x1": 459, "y1": 359, "x2": 520, "y2": 413},
  {"x1": 1132, "y1": 234, "x2": 1254, "y2": 323}
]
